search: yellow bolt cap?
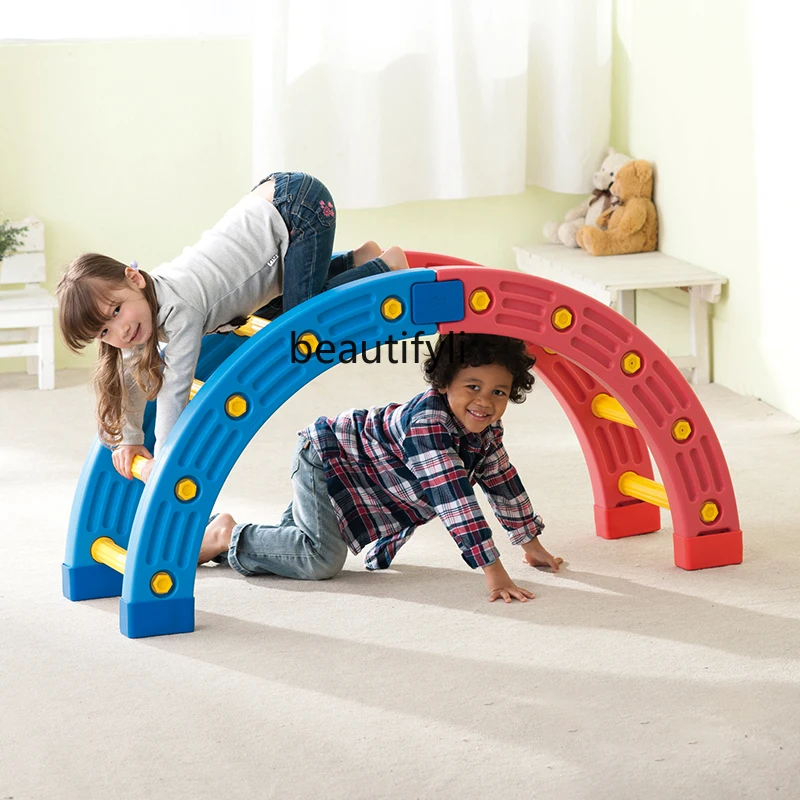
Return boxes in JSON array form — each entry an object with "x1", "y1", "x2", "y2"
[
  {"x1": 297, "y1": 332, "x2": 319, "y2": 355},
  {"x1": 699, "y1": 501, "x2": 720, "y2": 523},
  {"x1": 469, "y1": 290, "x2": 491, "y2": 313},
  {"x1": 150, "y1": 571, "x2": 173, "y2": 595},
  {"x1": 381, "y1": 297, "x2": 404, "y2": 320},
  {"x1": 175, "y1": 478, "x2": 198, "y2": 502},
  {"x1": 672, "y1": 419, "x2": 693, "y2": 441},
  {"x1": 622, "y1": 352, "x2": 642, "y2": 375},
  {"x1": 552, "y1": 307, "x2": 573, "y2": 330},
  {"x1": 225, "y1": 394, "x2": 248, "y2": 418},
  {"x1": 543, "y1": 348, "x2": 556, "y2": 355}
]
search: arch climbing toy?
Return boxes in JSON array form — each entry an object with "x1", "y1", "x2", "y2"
[{"x1": 62, "y1": 253, "x2": 743, "y2": 638}]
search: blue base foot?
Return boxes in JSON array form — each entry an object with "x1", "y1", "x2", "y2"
[
  {"x1": 62, "y1": 562, "x2": 123, "y2": 600},
  {"x1": 120, "y1": 596, "x2": 195, "y2": 638}
]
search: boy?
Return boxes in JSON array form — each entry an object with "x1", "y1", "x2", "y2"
[{"x1": 201, "y1": 333, "x2": 562, "y2": 602}]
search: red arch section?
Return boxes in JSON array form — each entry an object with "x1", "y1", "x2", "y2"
[
  {"x1": 527, "y1": 342, "x2": 661, "y2": 540},
  {"x1": 413, "y1": 260, "x2": 742, "y2": 571}
]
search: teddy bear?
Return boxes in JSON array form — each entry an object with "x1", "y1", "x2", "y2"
[
  {"x1": 542, "y1": 147, "x2": 633, "y2": 248},
  {"x1": 576, "y1": 159, "x2": 658, "y2": 256}
]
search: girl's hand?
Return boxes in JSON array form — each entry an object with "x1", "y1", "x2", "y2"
[
  {"x1": 483, "y1": 559, "x2": 536, "y2": 603},
  {"x1": 112, "y1": 445, "x2": 152, "y2": 480},
  {"x1": 137, "y1": 458, "x2": 154, "y2": 484},
  {"x1": 522, "y1": 538, "x2": 563, "y2": 571}
]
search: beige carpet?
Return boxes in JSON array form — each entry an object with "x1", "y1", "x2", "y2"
[{"x1": 1, "y1": 360, "x2": 798, "y2": 800}]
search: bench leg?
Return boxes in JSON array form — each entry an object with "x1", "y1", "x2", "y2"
[
  {"x1": 38, "y1": 325, "x2": 55, "y2": 390},
  {"x1": 615, "y1": 289, "x2": 636, "y2": 322},
  {"x1": 689, "y1": 287, "x2": 710, "y2": 384},
  {"x1": 26, "y1": 328, "x2": 38, "y2": 376}
]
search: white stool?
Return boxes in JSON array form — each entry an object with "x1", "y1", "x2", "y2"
[
  {"x1": 514, "y1": 243, "x2": 728, "y2": 385},
  {"x1": 0, "y1": 218, "x2": 57, "y2": 390}
]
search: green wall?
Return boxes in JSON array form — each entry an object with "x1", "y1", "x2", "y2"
[
  {"x1": 0, "y1": 39, "x2": 578, "y2": 373},
  {"x1": 0, "y1": 40, "x2": 253, "y2": 370},
  {"x1": 611, "y1": 0, "x2": 798, "y2": 418}
]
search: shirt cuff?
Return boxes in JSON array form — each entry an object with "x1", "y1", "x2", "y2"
[
  {"x1": 507, "y1": 514, "x2": 545, "y2": 546},
  {"x1": 461, "y1": 538, "x2": 501, "y2": 570},
  {"x1": 120, "y1": 436, "x2": 146, "y2": 446}
]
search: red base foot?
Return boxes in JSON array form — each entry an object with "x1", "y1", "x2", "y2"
[
  {"x1": 673, "y1": 530, "x2": 743, "y2": 570},
  {"x1": 594, "y1": 502, "x2": 661, "y2": 540}
]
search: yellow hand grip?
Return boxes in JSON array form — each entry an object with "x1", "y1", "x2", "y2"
[
  {"x1": 618, "y1": 471, "x2": 670, "y2": 510},
  {"x1": 130, "y1": 455, "x2": 150, "y2": 482}
]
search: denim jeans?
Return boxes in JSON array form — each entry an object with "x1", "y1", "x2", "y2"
[
  {"x1": 226, "y1": 436, "x2": 349, "y2": 579},
  {"x1": 252, "y1": 172, "x2": 391, "y2": 318}
]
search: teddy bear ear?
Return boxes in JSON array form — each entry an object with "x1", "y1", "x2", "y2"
[
  {"x1": 608, "y1": 146, "x2": 616, "y2": 156},
  {"x1": 617, "y1": 160, "x2": 634, "y2": 178},
  {"x1": 635, "y1": 160, "x2": 653, "y2": 180}
]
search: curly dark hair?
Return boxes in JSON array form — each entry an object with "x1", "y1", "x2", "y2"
[{"x1": 422, "y1": 333, "x2": 535, "y2": 403}]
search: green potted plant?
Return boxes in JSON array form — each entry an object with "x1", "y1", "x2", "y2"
[{"x1": 0, "y1": 217, "x2": 29, "y2": 263}]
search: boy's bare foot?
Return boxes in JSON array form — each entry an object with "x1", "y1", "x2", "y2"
[
  {"x1": 380, "y1": 245, "x2": 409, "y2": 271},
  {"x1": 199, "y1": 513, "x2": 236, "y2": 564},
  {"x1": 523, "y1": 553, "x2": 564, "y2": 570},
  {"x1": 352, "y1": 240, "x2": 382, "y2": 267}
]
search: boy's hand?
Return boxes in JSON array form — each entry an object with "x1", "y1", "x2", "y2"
[
  {"x1": 112, "y1": 445, "x2": 152, "y2": 481},
  {"x1": 483, "y1": 559, "x2": 536, "y2": 603},
  {"x1": 522, "y1": 538, "x2": 563, "y2": 571}
]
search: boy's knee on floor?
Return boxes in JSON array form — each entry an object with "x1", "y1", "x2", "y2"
[{"x1": 311, "y1": 541, "x2": 348, "y2": 580}]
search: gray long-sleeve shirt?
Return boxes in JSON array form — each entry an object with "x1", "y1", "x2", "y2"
[{"x1": 121, "y1": 193, "x2": 289, "y2": 454}]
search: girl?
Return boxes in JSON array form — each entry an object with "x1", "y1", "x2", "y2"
[
  {"x1": 202, "y1": 333, "x2": 563, "y2": 603},
  {"x1": 57, "y1": 172, "x2": 408, "y2": 483}
]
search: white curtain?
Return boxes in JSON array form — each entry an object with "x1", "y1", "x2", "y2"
[{"x1": 252, "y1": 0, "x2": 612, "y2": 209}]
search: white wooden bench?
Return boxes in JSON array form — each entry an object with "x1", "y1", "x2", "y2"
[
  {"x1": 0, "y1": 218, "x2": 57, "y2": 389},
  {"x1": 513, "y1": 243, "x2": 728, "y2": 384}
]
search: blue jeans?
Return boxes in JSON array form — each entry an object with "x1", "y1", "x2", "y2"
[
  {"x1": 253, "y1": 172, "x2": 391, "y2": 317},
  {"x1": 226, "y1": 437, "x2": 349, "y2": 580}
]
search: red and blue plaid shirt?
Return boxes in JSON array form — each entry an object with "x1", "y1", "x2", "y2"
[{"x1": 303, "y1": 388, "x2": 544, "y2": 570}]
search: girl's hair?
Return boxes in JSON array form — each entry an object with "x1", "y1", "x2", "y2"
[
  {"x1": 423, "y1": 333, "x2": 535, "y2": 403},
  {"x1": 56, "y1": 253, "x2": 163, "y2": 446}
]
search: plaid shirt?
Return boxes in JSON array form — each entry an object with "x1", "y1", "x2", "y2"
[{"x1": 304, "y1": 388, "x2": 544, "y2": 570}]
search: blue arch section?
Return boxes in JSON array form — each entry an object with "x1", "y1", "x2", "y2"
[
  {"x1": 61, "y1": 332, "x2": 250, "y2": 601},
  {"x1": 64, "y1": 269, "x2": 441, "y2": 637}
]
